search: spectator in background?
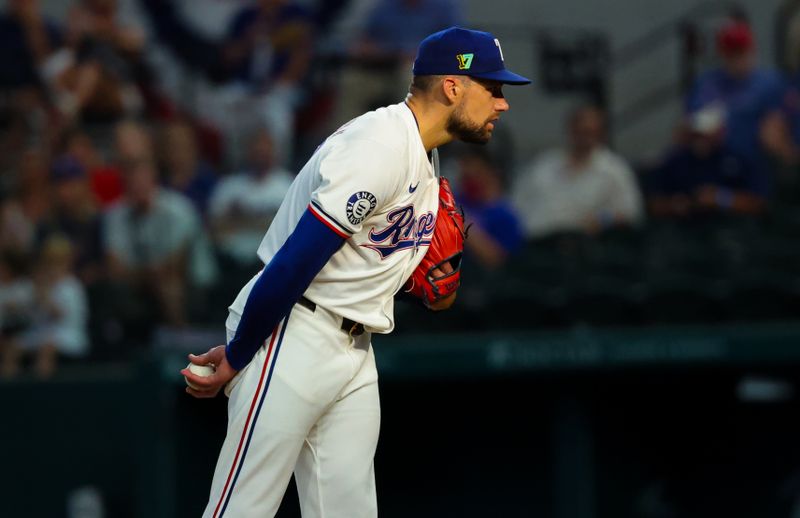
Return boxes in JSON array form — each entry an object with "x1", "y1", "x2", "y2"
[
  {"x1": 222, "y1": 0, "x2": 314, "y2": 90},
  {"x1": 209, "y1": 128, "x2": 292, "y2": 267},
  {"x1": 648, "y1": 105, "x2": 767, "y2": 218},
  {"x1": 0, "y1": 0, "x2": 61, "y2": 140},
  {"x1": 0, "y1": 149, "x2": 52, "y2": 255},
  {"x1": 61, "y1": 126, "x2": 124, "y2": 207},
  {"x1": 685, "y1": 20, "x2": 783, "y2": 174},
  {"x1": 0, "y1": 110, "x2": 34, "y2": 186},
  {"x1": 512, "y1": 105, "x2": 644, "y2": 239},
  {"x1": 6, "y1": 235, "x2": 89, "y2": 378},
  {"x1": 9, "y1": 148, "x2": 53, "y2": 253},
  {"x1": 332, "y1": 0, "x2": 461, "y2": 126},
  {"x1": 211, "y1": 0, "x2": 315, "y2": 167},
  {"x1": 0, "y1": 193, "x2": 35, "y2": 255},
  {"x1": 757, "y1": 52, "x2": 800, "y2": 202},
  {"x1": 776, "y1": 0, "x2": 800, "y2": 74},
  {"x1": 0, "y1": 0, "x2": 61, "y2": 114},
  {"x1": 103, "y1": 156, "x2": 217, "y2": 327},
  {"x1": 157, "y1": 119, "x2": 218, "y2": 218},
  {"x1": 456, "y1": 148, "x2": 522, "y2": 270},
  {"x1": 114, "y1": 118, "x2": 153, "y2": 163},
  {"x1": 0, "y1": 249, "x2": 34, "y2": 378},
  {"x1": 46, "y1": 0, "x2": 145, "y2": 124},
  {"x1": 36, "y1": 156, "x2": 105, "y2": 284}
]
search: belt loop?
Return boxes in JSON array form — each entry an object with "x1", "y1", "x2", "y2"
[
  {"x1": 298, "y1": 296, "x2": 316, "y2": 313},
  {"x1": 345, "y1": 320, "x2": 364, "y2": 336}
]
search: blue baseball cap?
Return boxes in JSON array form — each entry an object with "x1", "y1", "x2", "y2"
[{"x1": 413, "y1": 27, "x2": 531, "y2": 85}]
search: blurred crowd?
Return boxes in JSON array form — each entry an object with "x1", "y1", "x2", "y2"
[{"x1": 2, "y1": 0, "x2": 800, "y2": 377}]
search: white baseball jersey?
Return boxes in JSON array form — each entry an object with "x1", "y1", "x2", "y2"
[{"x1": 229, "y1": 102, "x2": 440, "y2": 332}]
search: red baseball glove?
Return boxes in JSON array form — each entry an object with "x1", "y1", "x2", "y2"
[{"x1": 403, "y1": 177, "x2": 468, "y2": 309}]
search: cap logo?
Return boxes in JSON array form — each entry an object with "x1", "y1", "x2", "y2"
[
  {"x1": 494, "y1": 39, "x2": 504, "y2": 61},
  {"x1": 456, "y1": 53, "x2": 474, "y2": 70}
]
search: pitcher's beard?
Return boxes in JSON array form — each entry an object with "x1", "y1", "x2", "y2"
[{"x1": 446, "y1": 105, "x2": 492, "y2": 144}]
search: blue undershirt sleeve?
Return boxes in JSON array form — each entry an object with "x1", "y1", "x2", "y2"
[{"x1": 225, "y1": 207, "x2": 347, "y2": 370}]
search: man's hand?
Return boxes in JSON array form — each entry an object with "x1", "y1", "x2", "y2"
[
  {"x1": 181, "y1": 345, "x2": 239, "y2": 398},
  {"x1": 428, "y1": 262, "x2": 456, "y2": 311},
  {"x1": 428, "y1": 291, "x2": 456, "y2": 310},
  {"x1": 402, "y1": 177, "x2": 466, "y2": 308}
]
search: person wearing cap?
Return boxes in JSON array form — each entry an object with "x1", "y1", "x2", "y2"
[
  {"x1": 686, "y1": 19, "x2": 784, "y2": 178},
  {"x1": 36, "y1": 155, "x2": 104, "y2": 285},
  {"x1": 183, "y1": 26, "x2": 530, "y2": 518},
  {"x1": 648, "y1": 104, "x2": 766, "y2": 218}
]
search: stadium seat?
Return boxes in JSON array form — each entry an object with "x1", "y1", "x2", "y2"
[
  {"x1": 641, "y1": 274, "x2": 731, "y2": 324},
  {"x1": 484, "y1": 279, "x2": 572, "y2": 330},
  {"x1": 726, "y1": 271, "x2": 800, "y2": 322},
  {"x1": 565, "y1": 275, "x2": 646, "y2": 327}
]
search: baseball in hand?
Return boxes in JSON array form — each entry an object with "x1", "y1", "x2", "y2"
[{"x1": 185, "y1": 362, "x2": 216, "y2": 389}]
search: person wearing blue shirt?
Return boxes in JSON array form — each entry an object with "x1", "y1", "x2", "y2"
[
  {"x1": 332, "y1": 0, "x2": 462, "y2": 127},
  {"x1": 223, "y1": 0, "x2": 314, "y2": 90},
  {"x1": 159, "y1": 120, "x2": 218, "y2": 219},
  {"x1": 649, "y1": 106, "x2": 767, "y2": 218},
  {"x1": 686, "y1": 20, "x2": 783, "y2": 173},
  {"x1": 217, "y1": 0, "x2": 316, "y2": 167},
  {"x1": 0, "y1": 0, "x2": 61, "y2": 90},
  {"x1": 455, "y1": 148, "x2": 522, "y2": 269},
  {"x1": 360, "y1": 0, "x2": 462, "y2": 58},
  {"x1": 759, "y1": 67, "x2": 800, "y2": 202}
]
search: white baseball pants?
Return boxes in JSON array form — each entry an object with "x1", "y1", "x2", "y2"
[{"x1": 201, "y1": 300, "x2": 380, "y2": 518}]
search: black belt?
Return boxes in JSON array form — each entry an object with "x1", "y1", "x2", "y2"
[{"x1": 297, "y1": 296, "x2": 365, "y2": 336}]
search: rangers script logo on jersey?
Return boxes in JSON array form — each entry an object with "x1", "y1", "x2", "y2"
[{"x1": 363, "y1": 205, "x2": 436, "y2": 259}]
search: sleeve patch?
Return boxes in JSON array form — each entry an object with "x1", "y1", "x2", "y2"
[{"x1": 346, "y1": 191, "x2": 377, "y2": 225}]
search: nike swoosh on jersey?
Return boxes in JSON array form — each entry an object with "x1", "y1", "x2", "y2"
[{"x1": 408, "y1": 182, "x2": 419, "y2": 193}]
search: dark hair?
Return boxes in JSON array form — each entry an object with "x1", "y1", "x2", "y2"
[
  {"x1": 567, "y1": 104, "x2": 606, "y2": 129},
  {"x1": 458, "y1": 146, "x2": 509, "y2": 187},
  {"x1": 410, "y1": 75, "x2": 443, "y2": 93}
]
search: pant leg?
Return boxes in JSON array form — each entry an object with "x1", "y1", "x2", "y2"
[
  {"x1": 294, "y1": 337, "x2": 381, "y2": 518},
  {"x1": 202, "y1": 304, "x2": 358, "y2": 518}
]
